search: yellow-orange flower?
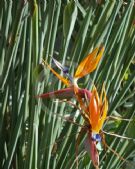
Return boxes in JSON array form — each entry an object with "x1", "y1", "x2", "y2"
[
  {"x1": 42, "y1": 46, "x2": 104, "y2": 87},
  {"x1": 89, "y1": 85, "x2": 108, "y2": 134}
]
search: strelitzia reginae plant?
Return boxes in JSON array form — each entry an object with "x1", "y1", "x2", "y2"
[
  {"x1": 36, "y1": 46, "x2": 133, "y2": 168},
  {"x1": 36, "y1": 46, "x2": 105, "y2": 167}
]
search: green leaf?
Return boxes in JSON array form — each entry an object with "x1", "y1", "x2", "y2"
[{"x1": 63, "y1": 0, "x2": 78, "y2": 40}]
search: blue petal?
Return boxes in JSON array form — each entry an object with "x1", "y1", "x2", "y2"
[
  {"x1": 92, "y1": 133, "x2": 101, "y2": 142},
  {"x1": 52, "y1": 58, "x2": 74, "y2": 82},
  {"x1": 52, "y1": 58, "x2": 69, "y2": 73}
]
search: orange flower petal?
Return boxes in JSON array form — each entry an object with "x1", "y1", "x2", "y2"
[
  {"x1": 90, "y1": 93, "x2": 98, "y2": 122},
  {"x1": 42, "y1": 59, "x2": 70, "y2": 86},
  {"x1": 89, "y1": 85, "x2": 108, "y2": 133},
  {"x1": 98, "y1": 88, "x2": 108, "y2": 129},
  {"x1": 74, "y1": 46, "x2": 104, "y2": 79}
]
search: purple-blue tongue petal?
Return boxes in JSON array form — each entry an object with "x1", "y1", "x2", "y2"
[
  {"x1": 92, "y1": 133, "x2": 101, "y2": 142},
  {"x1": 52, "y1": 58, "x2": 69, "y2": 73},
  {"x1": 52, "y1": 58, "x2": 74, "y2": 82}
]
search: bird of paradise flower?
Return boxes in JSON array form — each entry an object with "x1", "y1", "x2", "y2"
[
  {"x1": 36, "y1": 46, "x2": 104, "y2": 101},
  {"x1": 37, "y1": 84, "x2": 132, "y2": 169},
  {"x1": 50, "y1": 85, "x2": 132, "y2": 169}
]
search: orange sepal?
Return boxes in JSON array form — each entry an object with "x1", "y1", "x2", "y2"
[
  {"x1": 42, "y1": 59, "x2": 70, "y2": 86},
  {"x1": 89, "y1": 85, "x2": 108, "y2": 133},
  {"x1": 74, "y1": 46, "x2": 104, "y2": 79},
  {"x1": 98, "y1": 86, "x2": 108, "y2": 131}
]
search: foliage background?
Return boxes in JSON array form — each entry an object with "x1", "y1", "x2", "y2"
[{"x1": 0, "y1": 0, "x2": 135, "y2": 169}]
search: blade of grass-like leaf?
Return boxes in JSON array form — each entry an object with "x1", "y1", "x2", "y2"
[
  {"x1": 95, "y1": 1, "x2": 132, "y2": 90},
  {"x1": 56, "y1": 124, "x2": 77, "y2": 169},
  {"x1": 0, "y1": 85, "x2": 9, "y2": 168},
  {"x1": 23, "y1": 18, "x2": 33, "y2": 169},
  {"x1": 3, "y1": 101, "x2": 23, "y2": 169},
  {"x1": 104, "y1": 102, "x2": 135, "y2": 169},
  {"x1": 0, "y1": 0, "x2": 26, "y2": 90},
  {"x1": 0, "y1": 0, "x2": 3, "y2": 28},
  {"x1": 31, "y1": 2, "x2": 39, "y2": 168},
  {"x1": 38, "y1": 1, "x2": 47, "y2": 61},
  {"x1": 49, "y1": 0, "x2": 61, "y2": 57},
  {"x1": 0, "y1": 85, "x2": 9, "y2": 135},
  {"x1": 37, "y1": 102, "x2": 55, "y2": 169},
  {"x1": 0, "y1": 0, "x2": 12, "y2": 74},
  {"x1": 109, "y1": 71, "x2": 135, "y2": 113},
  {"x1": 110, "y1": 42, "x2": 135, "y2": 103},
  {"x1": 59, "y1": 0, "x2": 78, "y2": 68},
  {"x1": 91, "y1": 1, "x2": 122, "y2": 88},
  {"x1": 107, "y1": 2, "x2": 134, "y2": 101},
  {"x1": 16, "y1": 21, "x2": 27, "y2": 101},
  {"x1": 74, "y1": 0, "x2": 86, "y2": 17},
  {"x1": 88, "y1": 1, "x2": 116, "y2": 48},
  {"x1": 119, "y1": 91, "x2": 135, "y2": 107},
  {"x1": 32, "y1": 0, "x2": 39, "y2": 66},
  {"x1": 43, "y1": 0, "x2": 56, "y2": 61},
  {"x1": 58, "y1": 115, "x2": 84, "y2": 169},
  {"x1": 63, "y1": 0, "x2": 77, "y2": 41},
  {"x1": 45, "y1": 103, "x2": 59, "y2": 169},
  {"x1": 69, "y1": 7, "x2": 92, "y2": 67}
]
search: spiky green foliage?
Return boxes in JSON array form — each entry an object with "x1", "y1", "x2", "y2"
[{"x1": 0, "y1": 0, "x2": 135, "y2": 169}]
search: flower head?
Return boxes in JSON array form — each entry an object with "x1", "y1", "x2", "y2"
[
  {"x1": 43, "y1": 46, "x2": 104, "y2": 86},
  {"x1": 37, "y1": 46, "x2": 104, "y2": 100},
  {"x1": 89, "y1": 85, "x2": 108, "y2": 134},
  {"x1": 74, "y1": 46, "x2": 104, "y2": 80}
]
